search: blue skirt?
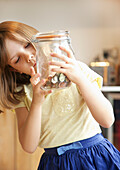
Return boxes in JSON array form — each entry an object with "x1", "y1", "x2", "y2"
[{"x1": 37, "y1": 134, "x2": 120, "y2": 170}]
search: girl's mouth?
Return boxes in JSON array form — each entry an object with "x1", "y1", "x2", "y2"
[{"x1": 33, "y1": 63, "x2": 36, "y2": 67}]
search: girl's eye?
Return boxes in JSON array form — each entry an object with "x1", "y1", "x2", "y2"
[
  {"x1": 15, "y1": 57, "x2": 20, "y2": 64},
  {"x1": 25, "y1": 43, "x2": 30, "y2": 48}
]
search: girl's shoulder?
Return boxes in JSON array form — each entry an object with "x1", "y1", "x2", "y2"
[
  {"x1": 77, "y1": 61, "x2": 103, "y2": 89},
  {"x1": 14, "y1": 83, "x2": 32, "y2": 110},
  {"x1": 77, "y1": 61, "x2": 92, "y2": 71}
]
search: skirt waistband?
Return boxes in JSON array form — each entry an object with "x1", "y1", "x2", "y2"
[{"x1": 44, "y1": 133, "x2": 104, "y2": 156}]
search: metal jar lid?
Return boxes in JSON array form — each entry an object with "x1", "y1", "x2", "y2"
[{"x1": 31, "y1": 30, "x2": 70, "y2": 43}]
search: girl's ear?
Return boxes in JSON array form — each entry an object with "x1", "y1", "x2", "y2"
[
  {"x1": 9, "y1": 66, "x2": 18, "y2": 72},
  {"x1": 0, "y1": 110, "x2": 3, "y2": 114},
  {"x1": 9, "y1": 66, "x2": 22, "y2": 74}
]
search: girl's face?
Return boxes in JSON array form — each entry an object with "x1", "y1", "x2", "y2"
[{"x1": 6, "y1": 35, "x2": 37, "y2": 75}]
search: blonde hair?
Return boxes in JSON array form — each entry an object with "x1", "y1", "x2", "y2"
[{"x1": 0, "y1": 21, "x2": 38, "y2": 110}]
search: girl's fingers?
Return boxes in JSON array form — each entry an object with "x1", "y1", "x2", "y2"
[
  {"x1": 31, "y1": 73, "x2": 41, "y2": 80},
  {"x1": 39, "y1": 79, "x2": 46, "y2": 86},
  {"x1": 50, "y1": 52, "x2": 70, "y2": 64},
  {"x1": 35, "y1": 79, "x2": 48, "y2": 89},
  {"x1": 47, "y1": 90, "x2": 53, "y2": 95},
  {"x1": 30, "y1": 66, "x2": 36, "y2": 77},
  {"x1": 30, "y1": 76, "x2": 40, "y2": 86},
  {"x1": 59, "y1": 46, "x2": 74, "y2": 59},
  {"x1": 30, "y1": 67, "x2": 53, "y2": 95},
  {"x1": 45, "y1": 89, "x2": 53, "y2": 95},
  {"x1": 30, "y1": 73, "x2": 41, "y2": 86},
  {"x1": 49, "y1": 60, "x2": 70, "y2": 69},
  {"x1": 30, "y1": 67, "x2": 42, "y2": 86},
  {"x1": 50, "y1": 46, "x2": 75, "y2": 63},
  {"x1": 50, "y1": 67, "x2": 66, "y2": 74}
]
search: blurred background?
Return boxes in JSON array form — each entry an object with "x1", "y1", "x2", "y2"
[
  {"x1": 0, "y1": 0, "x2": 120, "y2": 169},
  {"x1": 1, "y1": 0, "x2": 120, "y2": 64}
]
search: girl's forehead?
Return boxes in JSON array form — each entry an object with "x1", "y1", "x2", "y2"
[
  {"x1": 5, "y1": 33, "x2": 28, "y2": 45},
  {"x1": 12, "y1": 33, "x2": 28, "y2": 43}
]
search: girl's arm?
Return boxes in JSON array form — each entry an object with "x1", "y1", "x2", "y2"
[
  {"x1": 16, "y1": 105, "x2": 42, "y2": 153},
  {"x1": 50, "y1": 47, "x2": 114, "y2": 128},
  {"x1": 16, "y1": 67, "x2": 52, "y2": 153},
  {"x1": 76, "y1": 73, "x2": 114, "y2": 128}
]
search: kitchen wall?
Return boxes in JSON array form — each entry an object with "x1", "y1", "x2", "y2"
[{"x1": 0, "y1": 0, "x2": 120, "y2": 64}]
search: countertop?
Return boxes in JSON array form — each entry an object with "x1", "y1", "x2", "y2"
[{"x1": 101, "y1": 86, "x2": 120, "y2": 92}]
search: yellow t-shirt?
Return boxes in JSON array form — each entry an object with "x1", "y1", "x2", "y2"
[{"x1": 15, "y1": 62, "x2": 103, "y2": 148}]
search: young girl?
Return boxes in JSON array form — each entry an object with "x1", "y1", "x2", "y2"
[{"x1": 0, "y1": 21, "x2": 120, "y2": 170}]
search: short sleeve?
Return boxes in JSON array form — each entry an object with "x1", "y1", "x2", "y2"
[
  {"x1": 13, "y1": 84, "x2": 32, "y2": 110},
  {"x1": 13, "y1": 86, "x2": 25, "y2": 109},
  {"x1": 78, "y1": 61, "x2": 103, "y2": 89},
  {"x1": 14, "y1": 101, "x2": 26, "y2": 109}
]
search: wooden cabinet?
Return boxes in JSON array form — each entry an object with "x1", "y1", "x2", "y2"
[
  {"x1": 0, "y1": 109, "x2": 15, "y2": 170},
  {"x1": 0, "y1": 109, "x2": 44, "y2": 170}
]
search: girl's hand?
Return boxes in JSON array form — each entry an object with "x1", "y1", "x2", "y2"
[
  {"x1": 30, "y1": 67, "x2": 52, "y2": 105},
  {"x1": 49, "y1": 46, "x2": 83, "y2": 85}
]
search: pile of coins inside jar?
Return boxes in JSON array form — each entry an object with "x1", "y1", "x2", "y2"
[{"x1": 44, "y1": 73, "x2": 71, "y2": 89}]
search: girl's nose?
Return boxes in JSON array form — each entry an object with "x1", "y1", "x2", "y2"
[{"x1": 27, "y1": 55, "x2": 34, "y2": 63}]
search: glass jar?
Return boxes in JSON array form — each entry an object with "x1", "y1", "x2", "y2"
[{"x1": 31, "y1": 30, "x2": 74, "y2": 90}]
